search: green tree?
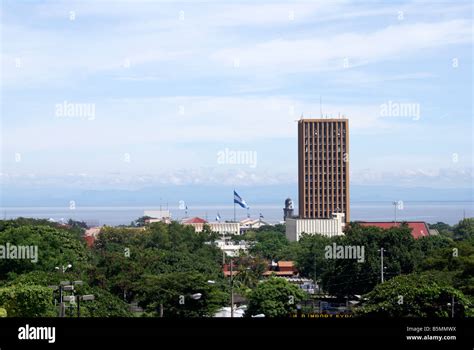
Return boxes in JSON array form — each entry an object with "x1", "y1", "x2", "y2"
[
  {"x1": 0, "y1": 284, "x2": 55, "y2": 317},
  {"x1": 130, "y1": 216, "x2": 152, "y2": 227},
  {"x1": 453, "y1": 218, "x2": 474, "y2": 241},
  {"x1": 355, "y1": 274, "x2": 472, "y2": 317},
  {"x1": 70, "y1": 285, "x2": 133, "y2": 317},
  {"x1": 429, "y1": 222, "x2": 454, "y2": 239},
  {"x1": 255, "y1": 224, "x2": 286, "y2": 234},
  {"x1": 249, "y1": 230, "x2": 290, "y2": 260},
  {"x1": 294, "y1": 233, "x2": 332, "y2": 283},
  {"x1": 245, "y1": 277, "x2": 306, "y2": 317},
  {"x1": 320, "y1": 225, "x2": 418, "y2": 297},
  {"x1": 231, "y1": 254, "x2": 267, "y2": 295},
  {"x1": 3, "y1": 271, "x2": 132, "y2": 317},
  {"x1": 136, "y1": 272, "x2": 227, "y2": 317},
  {"x1": 0, "y1": 223, "x2": 90, "y2": 279},
  {"x1": 416, "y1": 239, "x2": 474, "y2": 297}
]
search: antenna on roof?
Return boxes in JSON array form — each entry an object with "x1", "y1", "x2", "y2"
[{"x1": 320, "y1": 96, "x2": 323, "y2": 118}]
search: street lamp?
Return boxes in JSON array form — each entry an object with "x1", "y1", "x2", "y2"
[
  {"x1": 54, "y1": 264, "x2": 73, "y2": 317},
  {"x1": 229, "y1": 258, "x2": 234, "y2": 318},
  {"x1": 191, "y1": 293, "x2": 202, "y2": 300},
  {"x1": 378, "y1": 248, "x2": 385, "y2": 283},
  {"x1": 447, "y1": 295, "x2": 455, "y2": 318},
  {"x1": 154, "y1": 286, "x2": 204, "y2": 318},
  {"x1": 55, "y1": 264, "x2": 72, "y2": 274},
  {"x1": 60, "y1": 281, "x2": 94, "y2": 317}
]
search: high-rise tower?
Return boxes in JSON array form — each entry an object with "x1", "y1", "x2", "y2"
[{"x1": 298, "y1": 119, "x2": 349, "y2": 223}]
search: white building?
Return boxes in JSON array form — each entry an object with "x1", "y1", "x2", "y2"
[
  {"x1": 215, "y1": 239, "x2": 248, "y2": 257},
  {"x1": 144, "y1": 210, "x2": 171, "y2": 224},
  {"x1": 285, "y1": 213, "x2": 345, "y2": 241},
  {"x1": 181, "y1": 217, "x2": 240, "y2": 236},
  {"x1": 182, "y1": 217, "x2": 245, "y2": 256},
  {"x1": 239, "y1": 218, "x2": 270, "y2": 233},
  {"x1": 214, "y1": 306, "x2": 246, "y2": 317}
]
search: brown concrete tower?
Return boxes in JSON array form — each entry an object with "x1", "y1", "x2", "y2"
[{"x1": 298, "y1": 119, "x2": 349, "y2": 222}]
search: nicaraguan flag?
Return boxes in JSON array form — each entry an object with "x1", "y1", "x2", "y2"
[
  {"x1": 234, "y1": 190, "x2": 249, "y2": 209},
  {"x1": 216, "y1": 213, "x2": 221, "y2": 222}
]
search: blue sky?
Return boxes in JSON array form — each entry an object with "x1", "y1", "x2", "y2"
[{"x1": 1, "y1": 0, "x2": 473, "y2": 196}]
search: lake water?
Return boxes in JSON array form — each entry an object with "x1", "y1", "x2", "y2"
[{"x1": 1, "y1": 201, "x2": 472, "y2": 226}]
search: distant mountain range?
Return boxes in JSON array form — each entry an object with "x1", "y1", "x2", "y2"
[{"x1": 1, "y1": 184, "x2": 472, "y2": 207}]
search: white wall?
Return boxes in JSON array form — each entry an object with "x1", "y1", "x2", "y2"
[{"x1": 286, "y1": 215, "x2": 345, "y2": 242}]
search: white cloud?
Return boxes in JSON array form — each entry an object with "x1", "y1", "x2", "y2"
[
  {"x1": 1, "y1": 95, "x2": 393, "y2": 156},
  {"x1": 351, "y1": 167, "x2": 473, "y2": 187},
  {"x1": 211, "y1": 20, "x2": 472, "y2": 72}
]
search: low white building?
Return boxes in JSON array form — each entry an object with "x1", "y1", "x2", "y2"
[
  {"x1": 183, "y1": 217, "x2": 245, "y2": 256},
  {"x1": 182, "y1": 217, "x2": 241, "y2": 236},
  {"x1": 214, "y1": 306, "x2": 246, "y2": 317},
  {"x1": 215, "y1": 239, "x2": 248, "y2": 257},
  {"x1": 144, "y1": 210, "x2": 171, "y2": 223},
  {"x1": 286, "y1": 213, "x2": 345, "y2": 241},
  {"x1": 239, "y1": 218, "x2": 270, "y2": 232},
  {"x1": 209, "y1": 222, "x2": 240, "y2": 235}
]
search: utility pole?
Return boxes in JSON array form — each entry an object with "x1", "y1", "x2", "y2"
[
  {"x1": 380, "y1": 247, "x2": 385, "y2": 283},
  {"x1": 451, "y1": 295, "x2": 455, "y2": 318},
  {"x1": 58, "y1": 284, "x2": 64, "y2": 317},
  {"x1": 230, "y1": 258, "x2": 234, "y2": 318},
  {"x1": 313, "y1": 240, "x2": 317, "y2": 295},
  {"x1": 222, "y1": 232, "x2": 226, "y2": 265}
]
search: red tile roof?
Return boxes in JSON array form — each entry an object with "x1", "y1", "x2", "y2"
[
  {"x1": 182, "y1": 217, "x2": 208, "y2": 224},
  {"x1": 84, "y1": 235, "x2": 95, "y2": 248},
  {"x1": 358, "y1": 222, "x2": 430, "y2": 239},
  {"x1": 278, "y1": 261, "x2": 294, "y2": 268}
]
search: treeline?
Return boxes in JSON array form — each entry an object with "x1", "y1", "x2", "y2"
[
  {"x1": 240, "y1": 219, "x2": 474, "y2": 316},
  {"x1": 0, "y1": 219, "x2": 227, "y2": 317},
  {"x1": 0, "y1": 217, "x2": 472, "y2": 317}
]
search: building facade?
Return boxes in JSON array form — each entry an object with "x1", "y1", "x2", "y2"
[
  {"x1": 181, "y1": 217, "x2": 241, "y2": 236},
  {"x1": 144, "y1": 210, "x2": 171, "y2": 224},
  {"x1": 285, "y1": 213, "x2": 345, "y2": 242},
  {"x1": 298, "y1": 119, "x2": 350, "y2": 222}
]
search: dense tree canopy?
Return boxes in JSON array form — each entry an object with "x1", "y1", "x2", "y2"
[
  {"x1": 245, "y1": 277, "x2": 306, "y2": 317},
  {"x1": 0, "y1": 283, "x2": 55, "y2": 317},
  {"x1": 0, "y1": 217, "x2": 472, "y2": 318},
  {"x1": 136, "y1": 272, "x2": 227, "y2": 317},
  {"x1": 0, "y1": 220, "x2": 90, "y2": 280},
  {"x1": 355, "y1": 273, "x2": 472, "y2": 317}
]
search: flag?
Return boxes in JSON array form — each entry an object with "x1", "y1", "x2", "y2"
[
  {"x1": 216, "y1": 213, "x2": 221, "y2": 222},
  {"x1": 178, "y1": 200, "x2": 186, "y2": 210},
  {"x1": 234, "y1": 190, "x2": 249, "y2": 209},
  {"x1": 259, "y1": 213, "x2": 264, "y2": 219}
]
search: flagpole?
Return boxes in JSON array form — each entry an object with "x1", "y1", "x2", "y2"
[{"x1": 233, "y1": 189, "x2": 236, "y2": 223}]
